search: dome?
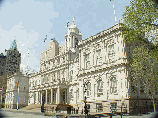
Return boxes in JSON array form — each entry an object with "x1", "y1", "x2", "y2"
[{"x1": 69, "y1": 24, "x2": 77, "y2": 29}]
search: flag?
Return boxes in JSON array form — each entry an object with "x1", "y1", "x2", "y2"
[
  {"x1": 65, "y1": 22, "x2": 69, "y2": 28},
  {"x1": 15, "y1": 81, "x2": 18, "y2": 88},
  {"x1": 44, "y1": 35, "x2": 47, "y2": 42}
]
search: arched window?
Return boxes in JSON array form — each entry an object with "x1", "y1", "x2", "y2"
[
  {"x1": 110, "y1": 77, "x2": 117, "y2": 94},
  {"x1": 87, "y1": 82, "x2": 91, "y2": 96},
  {"x1": 97, "y1": 79, "x2": 103, "y2": 97}
]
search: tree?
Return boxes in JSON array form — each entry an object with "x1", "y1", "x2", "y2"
[
  {"x1": 131, "y1": 45, "x2": 158, "y2": 114},
  {"x1": 122, "y1": 0, "x2": 157, "y2": 43},
  {"x1": 122, "y1": 0, "x2": 158, "y2": 114}
]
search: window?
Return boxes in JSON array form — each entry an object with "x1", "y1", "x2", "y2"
[
  {"x1": 110, "y1": 102, "x2": 117, "y2": 113},
  {"x1": 110, "y1": 77, "x2": 117, "y2": 94},
  {"x1": 97, "y1": 80, "x2": 103, "y2": 97},
  {"x1": 44, "y1": 75, "x2": 46, "y2": 82},
  {"x1": 96, "y1": 50, "x2": 102, "y2": 65},
  {"x1": 75, "y1": 38, "x2": 78, "y2": 48},
  {"x1": 70, "y1": 89, "x2": 73, "y2": 100},
  {"x1": 87, "y1": 82, "x2": 91, "y2": 96},
  {"x1": 87, "y1": 104, "x2": 90, "y2": 112},
  {"x1": 85, "y1": 53, "x2": 90, "y2": 68},
  {"x1": 108, "y1": 44, "x2": 115, "y2": 62},
  {"x1": 57, "y1": 72, "x2": 60, "y2": 80},
  {"x1": 96, "y1": 103, "x2": 103, "y2": 112}
]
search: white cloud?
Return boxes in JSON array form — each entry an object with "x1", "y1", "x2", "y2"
[
  {"x1": 23, "y1": 54, "x2": 25, "y2": 59},
  {"x1": 21, "y1": 44, "x2": 25, "y2": 46}
]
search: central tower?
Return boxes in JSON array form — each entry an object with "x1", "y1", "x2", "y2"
[{"x1": 65, "y1": 17, "x2": 82, "y2": 53}]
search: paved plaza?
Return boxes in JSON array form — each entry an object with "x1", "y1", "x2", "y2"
[{"x1": 0, "y1": 109, "x2": 157, "y2": 118}]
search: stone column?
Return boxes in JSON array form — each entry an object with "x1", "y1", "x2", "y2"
[
  {"x1": 65, "y1": 38, "x2": 67, "y2": 51},
  {"x1": 67, "y1": 88, "x2": 69, "y2": 104},
  {"x1": 56, "y1": 88, "x2": 58, "y2": 104},
  {"x1": 46, "y1": 89, "x2": 47, "y2": 104},
  {"x1": 37, "y1": 91, "x2": 38, "y2": 104},
  {"x1": 71, "y1": 36, "x2": 73, "y2": 47},
  {"x1": 57, "y1": 86, "x2": 60, "y2": 104},
  {"x1": 51, "y1": 88, "x2": 53, "y2": 104},
  {"x1": 34, "y1": 92, "x2": 35, "y2": 104},
  {"x1": 40, "y1": 92, "x2": 42, "y2": 104},
  {"x1": 79, "y1": 51, "x2": 81, "y2": 70},
  {"x1": 73, "y1": 36, "x2": 75, "y2": 47}
]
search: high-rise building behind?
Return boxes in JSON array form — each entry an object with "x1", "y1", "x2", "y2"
[{"x1": 0, "y1": 39, "x2": 21, "y2": 108}]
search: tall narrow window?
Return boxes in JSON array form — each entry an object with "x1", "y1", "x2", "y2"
[
  {"x1": 85, "y1": 53, "x2": 90, "y2": 68},
  {"x1": 87, "y1": 82, "x2": 91, "y2": 96},
  {"x1": 110, "y1": 77, "x2": 117, "y2": 94},
  {"x1": 97, "y1": 80, "x2": 103, "y2": 97},
  {"x1": 108, "y1": 44, "x2": 115, "y2": 62},
  {"x1": 96, "y1": 50, "x2": 102, "y2": 65}
]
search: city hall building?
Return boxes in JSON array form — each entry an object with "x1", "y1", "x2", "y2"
[{"x1": 28, "y1": 20, "x2": 158, "y2": 114}]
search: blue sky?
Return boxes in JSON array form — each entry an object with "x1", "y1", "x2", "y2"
[{"x1": 0, "y1": 0, "x2": 130, "y2": 72}]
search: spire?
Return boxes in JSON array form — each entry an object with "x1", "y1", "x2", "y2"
[{"x1": 10, "y1": 39, "x2": 18, "y2": 50}]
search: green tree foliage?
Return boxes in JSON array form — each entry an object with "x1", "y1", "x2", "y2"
[
  {"x1": 122, "y1": 0, "x2": 158, "y2": 43},
  {"x1": 122, "y1": 0, "x2": 158, "y2": 114}
]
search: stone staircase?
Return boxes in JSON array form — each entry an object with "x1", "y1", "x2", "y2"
[
  {"x1": 21, "y1": 104, "x2": 73, "y2": 114},
  {"x1": 21, "y1": 104, "x2": 41, "y2": 110}
]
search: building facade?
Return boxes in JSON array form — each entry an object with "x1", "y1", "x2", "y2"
[
  {"x1": 5, "y1": 72, "x2": 29, "y2": 109},
  {"x1": 28, "y1": 20, "x2": 158, "y2": 114},
  {"x1": 0, "y1": 39, "x2": 21, "y2": 108}
]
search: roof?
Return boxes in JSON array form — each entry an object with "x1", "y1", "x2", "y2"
[
  {"x1": 10, "y1": 39, "x2": 18, "y2": 50},
  {"x1": 69, "y1": 24, "x2": 77, "y2": 29}
]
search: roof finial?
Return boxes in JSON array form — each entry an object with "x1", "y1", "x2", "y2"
[{"x1": 72, "y1": 17, "x2": 75, "y2": 24}]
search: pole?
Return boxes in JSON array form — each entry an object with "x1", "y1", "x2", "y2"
[
  {"x1": 121, "y1": 104, "x2": 122, "y2": 118},
  {"x1": 1, "y1": 87, "x2": 2, "y2": 109},
  {"x1": 111, "y1": 0, "x2": 117, "y2": 24},
  {"x1": 17, "y1": 81, "x2": 19, "y2": 110}
]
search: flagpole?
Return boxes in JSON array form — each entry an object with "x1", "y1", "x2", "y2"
[
  {"x1": 111, "y1": 0, "x2": 117, "y2": 24},
  {"x1": 1, "y1": 87, "x2": 2, "y2": 109}
]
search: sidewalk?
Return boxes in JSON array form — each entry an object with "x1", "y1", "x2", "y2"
[
  {"x1": 0, "y1": 108, "x2": 44, "y2": 116},
  {"x1": 0, "y1": 108, "x2": 84, "y2": 117},
  {"x1": 0, "y1": 108, "x2": 156, "y2": 118}
]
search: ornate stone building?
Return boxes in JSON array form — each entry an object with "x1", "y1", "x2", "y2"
[
  {"x1": 5, "y1": 72, "x2": 29, "y2": 109},
  {"x1": 28, "y1": 20, "x2": 158, "y2": 114}
]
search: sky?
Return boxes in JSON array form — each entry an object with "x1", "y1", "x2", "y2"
[{"x1": 0, "y1": 0, "x2": 130, "y2": 72}]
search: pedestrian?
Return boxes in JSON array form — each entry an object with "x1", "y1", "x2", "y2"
[{"x1": 81, "y1": 109, "x2": 83, "y2": 114}]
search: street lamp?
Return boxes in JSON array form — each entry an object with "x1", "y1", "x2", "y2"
[
  {"x1": 83, "y1": 80, "x2": 88, "y2": 118},
  {"x1": 41, "y1": 89, "x2": 45, "y2": 113}
]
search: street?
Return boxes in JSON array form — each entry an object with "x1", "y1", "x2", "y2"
[
  {"x1": 0, "y1": 111, "x2": 54, "y2": 118},
  {"x1": 0, "y1": 110, "x2": 156, "y2": 118}
]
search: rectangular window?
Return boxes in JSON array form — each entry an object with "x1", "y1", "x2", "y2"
[
  {"x1": 87, "y1": 83, "x2": 91, "y2": 96},
  {"x1": 110, "y1": 77, "x2": 117, "y2": 94},
  {"x1": 85, "y1": 53, "x2": 90, "y2": 68},
  {"x1": 110, "y1": 102, "x2": 117, "y2": 113},
  {"x1": 97, "y1": 80, "x2": 103, "y2": 97},
  {"x1": 96, "y1": 103, "x2": 103, "y2": 112},
  {"x1": 108, "y1": 44, "x2": 115, "y2": 62},
  {"x1": 96, "y1": 50, "x2": 102, "y2": 65}
]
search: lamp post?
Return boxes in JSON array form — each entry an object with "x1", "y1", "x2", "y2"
[
  {"x1": 121, "y1": 100, "x2": 123, "y2": 118},
  {"x1": 83, "y1": 80, "x2": 88, "y2": 118}
]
